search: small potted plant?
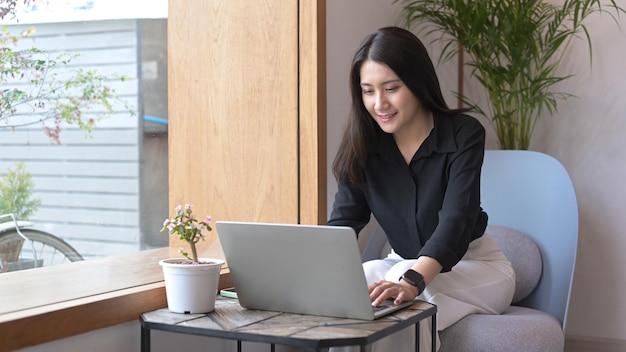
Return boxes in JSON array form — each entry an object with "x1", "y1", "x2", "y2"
[{"x1": 159, "y1": 204, "x2": 224, "y2": 313}]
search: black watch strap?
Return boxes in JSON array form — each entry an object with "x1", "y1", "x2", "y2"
[{"x1": 400, "y1": 269, "x2": 426, "y2": 295}]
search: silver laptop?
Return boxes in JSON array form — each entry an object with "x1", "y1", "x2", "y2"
[{"x1": 215, "y1": 221, "x2": 414, "y2": 320}]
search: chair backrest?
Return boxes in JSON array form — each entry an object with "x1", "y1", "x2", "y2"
[{"x1": 481, "y1": 150, "x2": 578, "y2": 330}]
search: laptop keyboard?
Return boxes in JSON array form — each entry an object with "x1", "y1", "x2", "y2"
[
  {"x1": 373, "y1": 304, "x2": 389, "y2": 313},
  {"x1": 373, "y1": 301, "x2": 401, "y2": 313},
  {"x1": 371, "y1": 299, "x2": 414, "y2": 318}
]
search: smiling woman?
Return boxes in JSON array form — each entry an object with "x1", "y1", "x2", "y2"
[
  {"x1": 328, "y1": 26, "x2": 514, "y2": 351},
  {"x1": 359, "y1": 59, "x2": 433, "y2": 163}
]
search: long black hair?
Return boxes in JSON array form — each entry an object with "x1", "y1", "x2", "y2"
[{"x1": 332, "y1": 26, "x2": 471, "y2": 186}]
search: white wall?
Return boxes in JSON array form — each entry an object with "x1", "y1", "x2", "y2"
[
  {"x1": 326, "y1": 2, "x2": 402, "y2": 209},
  {"x1": 532, "y1": 11, "x2": 626, "y2": 340}
]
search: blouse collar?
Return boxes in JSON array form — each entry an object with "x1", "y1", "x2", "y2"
[{"x1": 375, "y1": 112, "x2": 458, "y2": 163}]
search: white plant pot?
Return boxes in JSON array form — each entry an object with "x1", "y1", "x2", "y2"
[{"x1": 159, "y1": 258, "x2": 224, "y2": 314}]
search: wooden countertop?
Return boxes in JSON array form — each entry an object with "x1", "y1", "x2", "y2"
[{"x1": 0, "y1": 247, "x2": 232, "y2": 352}]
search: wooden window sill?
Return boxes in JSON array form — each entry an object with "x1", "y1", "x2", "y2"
[{"x1": 0, "y1": 247, "x2": 232, "y2": 352}]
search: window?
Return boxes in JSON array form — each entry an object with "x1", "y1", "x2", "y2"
[{"x1": 1, "y1": 1, "x2": 169, "y2": 270}]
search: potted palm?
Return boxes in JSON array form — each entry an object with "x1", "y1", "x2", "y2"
[
  {"x1": 397, "y1": 0, "x2": 624, "y2": 149},
  {"x1": 160, "y1": 204, "x2": 224, "y2": 313}
]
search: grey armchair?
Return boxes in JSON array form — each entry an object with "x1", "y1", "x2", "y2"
[{"x1": 362, "y1": 150, "x2": 579, "y2": 352}]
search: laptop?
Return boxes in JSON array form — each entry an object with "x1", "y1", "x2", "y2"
[{"x1": 215, "y1": 221, "x2": 414, "y2": 320}]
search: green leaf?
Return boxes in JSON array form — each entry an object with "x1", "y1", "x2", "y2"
[{"x1": 398, "y1": 0, "x2": 625, "y2": 149}]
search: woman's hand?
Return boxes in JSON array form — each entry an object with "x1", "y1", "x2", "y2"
[{"x1": 368, "y1": 280, "x2": 419, "y2": 306}]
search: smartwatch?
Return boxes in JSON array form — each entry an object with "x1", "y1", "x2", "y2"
[{"x1": 400, "y1": 269, "x2": 426, "y2": 296}]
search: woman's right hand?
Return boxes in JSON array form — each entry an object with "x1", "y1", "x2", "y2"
[{"x1": 368, "y1": 280, "x2": 420, "y2": 306}]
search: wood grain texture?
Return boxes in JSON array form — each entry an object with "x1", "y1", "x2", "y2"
[
  {"x1": 0, "y1": 284, "x2": 165, "y2": 352},
  {"x1": 0, "y1": 248, "x2": 167, "y2": 315},
  {"x1": 0, "y1": 247, "x2": 232, "y2": 351},
  {"x1": 168, "y1": 0, "x2": 298, "y2": 229},
  {"x1": 299, "y1": 0, "x2": 328, "y2": 225},
  {"x1": 167, "y1": 0, "x2": 327, "y2": 255},
  {"x1": 141, "y1": 298, "x2": 436, "y2": 350}
]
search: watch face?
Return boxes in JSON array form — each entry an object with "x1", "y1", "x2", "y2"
[
  {"x1": 403, "y1": 270, "x2": 425, "y2": 289},
  {"x1": 405, "y1": 270, "x2": 419, "y2": 283}
]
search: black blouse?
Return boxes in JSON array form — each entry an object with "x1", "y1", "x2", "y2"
[{"x1": 328, "y1": 113, "x2": 488, "y2": 272}]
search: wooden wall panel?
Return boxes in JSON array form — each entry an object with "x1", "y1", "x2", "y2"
[
  {"x1": 169, "y1": 0, "x2": 326, "y2": 253},
  {"x1": 299, "y1": 0, "x2": 327, "y2": 225}
]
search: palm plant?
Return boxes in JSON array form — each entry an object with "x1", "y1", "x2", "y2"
[{"x1": 398, "y1": 0, "x2": 624, "y2": 149}]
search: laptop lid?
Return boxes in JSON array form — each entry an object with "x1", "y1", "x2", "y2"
[{"x1": 215, "y1": 221, "x2": 411, "y2": 320}]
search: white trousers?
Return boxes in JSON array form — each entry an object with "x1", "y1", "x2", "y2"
[
  {"x1": 277, "y1": 232, "x2": 515, "y2": 352},
  {"x1": 336, "y1": 232, "x2": 515, "y2": 352}
]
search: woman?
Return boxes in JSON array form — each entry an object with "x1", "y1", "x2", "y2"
[{"x1": 327, "y1": 26, "x2": 515, "y2": 351}]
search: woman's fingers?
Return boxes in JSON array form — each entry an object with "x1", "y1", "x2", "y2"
[{"x1": 369, "y1": 280, "x2": 413, "y2": 306}]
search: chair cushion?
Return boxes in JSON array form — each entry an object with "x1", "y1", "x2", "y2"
[
  {"x1": 488, "y1": 225, "x2": 542, "y2": 303},
  {"x1": 439, "y1": 306, "x2": 564, "y2": 352}
]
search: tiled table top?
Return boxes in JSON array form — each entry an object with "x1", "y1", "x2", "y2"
[{"x1": 140, "y1": 296, "x2": 437, "y2": 351}]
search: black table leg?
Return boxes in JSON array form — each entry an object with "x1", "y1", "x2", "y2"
[
  {"x1": 141, "y1": 325, "x2": 150, "y2": 352},
  {"x1": 415, "y1": 322, "x2": 420, "y2": 352},
  {"x1": 431, "y1": 315, "x2": 437, "y2": 352}
]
